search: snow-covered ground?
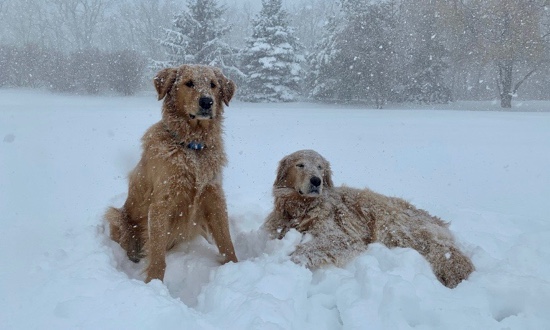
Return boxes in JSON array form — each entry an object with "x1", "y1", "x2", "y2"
[{"x1": 1, "y1": 89, "x2": 549, "y2": 329}]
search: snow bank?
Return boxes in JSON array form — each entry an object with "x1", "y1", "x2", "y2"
[{"x1": 1, "y1": 89, "x2": 549, "y2": 329}]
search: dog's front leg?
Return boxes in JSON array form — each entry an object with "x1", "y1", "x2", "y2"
[
  {"x1": 291, "y1": 225, "x2": 365, "y2": 269},
  {"x1": 145, "y1": 202, "x2": 170, "y2": 282},
  {"x1": 198, "y1": 184, "x2": 238, "y2": 263}
]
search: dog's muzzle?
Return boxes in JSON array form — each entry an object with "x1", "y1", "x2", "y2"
[
  {"x1": 300, "y1": 176, "x2": 321, "y2": 195},
  {"x1": 190, "y1": 96, "x2": 214, "y2": 119},
  {"x1": 309, "y1": 176, "x2": 321, "y2": 194}
]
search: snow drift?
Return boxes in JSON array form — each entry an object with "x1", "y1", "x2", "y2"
[{"x1": 1, "y1": 89, "x2": 549, "y2": 329}]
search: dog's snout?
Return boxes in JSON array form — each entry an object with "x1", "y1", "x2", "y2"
[
  {"x1": 199, "y1": 96, "x2": 213, "y2": 109},
  {"x1": 310, "y1": 176, "x2": 321, "y2": 187}
]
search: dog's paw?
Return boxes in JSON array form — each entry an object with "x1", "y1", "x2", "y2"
[
  {"x1": 290, "y1": 244, "x2": 333, "y2": 269},
  {"x1": 288, "y1": 216, "x2": 317, "y2": 232},
  {"x1": 219, "y1": 252, "x2": 238, "y2": 264},
  {"x1": 145, "y1": 261, "x2": 167, "y2": 283},
  {"x1": 127, "y1": 237, "x2": 144, "y2": 263},
  {"x1": 127, "y1": 252, "x2": 142, "y2": 263},
  {"x1": 290, "y1": 253, "x2": 310, "y2": 267},
  {"x1": 435, "y1": 249, "x2": 474, "y2": 288}
]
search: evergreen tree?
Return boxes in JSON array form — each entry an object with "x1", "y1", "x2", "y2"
[
  {"x1": 402, "y1": 9, "x2": 452, "y2": 104},
  {"x1": 308, "y1": 0, "x2": 398, "y2": 108},
  {"x1": 240, "y1": 0, "x2": 304, "y2": 102},
  {"x1": 307, "y1": 14, "x2": 346, "y2": 101},
  {"x1": 156, "y1": 0, "x2": 240, "y2": 75}
]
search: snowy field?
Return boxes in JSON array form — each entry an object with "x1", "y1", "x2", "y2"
[{"x1": 1, "y1": 89, "x2": 550, "y2": 329}]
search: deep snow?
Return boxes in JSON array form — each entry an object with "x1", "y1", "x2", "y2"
[{"x1": 1, "y1": 89, "x2": 549, "y2": 329}]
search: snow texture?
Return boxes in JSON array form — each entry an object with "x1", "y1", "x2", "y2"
[{"x1": 1, "y1": 89, "x2": 550, "y2": 329}]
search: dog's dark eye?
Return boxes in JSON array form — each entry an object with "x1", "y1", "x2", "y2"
[
  {"x1": 296, "y1": 164, "x2": 304, "y2": 168},
  {"x1": 210, "y1": 81, "x2": 216, "y2": 88},
  {"x1": 185, "y1": 81, "x2": 194, "y2": 88},
  {"x1": 317, "y1": 165, "x2": 323, "y2": 170}
]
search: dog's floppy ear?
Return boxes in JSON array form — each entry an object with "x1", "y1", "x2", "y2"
[
  {"x1": 274, "y1": 156, "x2": 290, "y2": 188},
  {"x1": 154, "y1": 67, "x2": 177, "y2": 101},
  {"x1": 213, "y1": 68, "x2": 236, "y2": 106},
  {"x1": 323, "y1": 160, "x2": 334, "y2": 188}
]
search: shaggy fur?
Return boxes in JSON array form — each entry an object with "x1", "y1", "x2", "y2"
[
  {"x1": 263, "y1": 150, "x2": 474, "y2": 288},
  {"x1": 105, "y1": 64, "x2": 237, "y2": 282}
]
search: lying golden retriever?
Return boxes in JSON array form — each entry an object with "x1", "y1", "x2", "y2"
[
  {"x1": 263, "y1": 150, "x2": 474, "y2": 288},
  {"x1": 105, "y1": 64, "x2": 237, "y2": 282}
]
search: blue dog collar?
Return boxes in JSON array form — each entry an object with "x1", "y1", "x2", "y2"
[{"x1": 186, "y1": 141, "x2": 206, "y2": 150}]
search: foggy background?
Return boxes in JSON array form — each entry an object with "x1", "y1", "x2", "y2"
[{"x1": 1, "y1": 0, "x2": 549, "y2": 108}]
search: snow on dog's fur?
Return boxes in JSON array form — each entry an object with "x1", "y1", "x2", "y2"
[
  {"x1": 105, "y1": 64, "x2": 237, "y2": 282},
  {"x1": 263, "y1": 150, "x2": 474, "y2": 288}
]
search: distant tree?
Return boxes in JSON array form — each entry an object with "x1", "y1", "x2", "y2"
[
  {"x1": 0, "y1": 0, "x2": 48, "y2": 47},
  {"x1": 4, "y1": 44, "x2": 51, "y2": 88},
  {"x1": 46, "y1": 0, "x2": 112, "y2": 50},
  {"x1": 307, "y1": 13, "x2": 346, "y2": 101},
  {"x1": 107, "y1": 50, "x2": 147, "y2": 96},
  {"x1": 309, "y1": 0, "x2": 398, "y2": 108},
  {"x1": 402, "y1": 8, "x2": 452, "y2": 104},
  {"x1": 156, "y1": 0, "x2": 242, "y2": 78},
  {"x1": 240, "y1": 0, "x2": 304, "y2": 102},
  {"x1": 483, "y1": 0, "x2": 546, "y2": 108},
  {"x1": 45, "y1": 50, "x2": 74, "y2": 93},
  {"x1": 439, "y1": 0, "x2": 547, "y2": 108},
  {"x1": 26, "y1": 44, "x2": 55, "y2": 88},
  {"x1": 287, "y1": 0, "x2": 339, "y2": 50},
  {"x1": 0, "y1": 44, "x2": 16, "y2": 87},
  {"x1": 113, "y1": 0, "x2": 181, "y2": 61},
  {"x1": 70, "y1": 48, "x2": 105, "y2": 94}
]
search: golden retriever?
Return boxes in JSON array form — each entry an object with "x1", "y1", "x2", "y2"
[
  {"x1": 105, "y1": 64, "x2": 237, "y2": 282},
  {"x1": 263, "y1": 150, "x2": 474, "y2": 288}
]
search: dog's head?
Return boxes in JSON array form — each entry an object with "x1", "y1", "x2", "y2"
[
  {"x1": 154, "y1": 64, "x2": 236, "y2": 120},
  {"x1": 274, "y1": 150, "x2": 334, "y2": 197}
]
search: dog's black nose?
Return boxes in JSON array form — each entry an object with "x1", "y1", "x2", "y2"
[
  {"x1": 310, "y1": 176, "x2": 321, "y2": 187},
  {"x1": 199, "y1": 96, "x2": 213, "y2": 109}
]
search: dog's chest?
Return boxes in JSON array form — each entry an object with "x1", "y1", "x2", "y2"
[
  {"x1": 142, "y1": 123, "x2": 227, "y2": 187},
  {"x1": 171, "y1": 147, "x2": 223, "y2": 182},
  {"x1": 146, "y1": 141, "x2": 223, "y2": 186}
]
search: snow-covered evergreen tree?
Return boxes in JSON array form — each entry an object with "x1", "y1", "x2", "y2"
[
  {"x1": 307, "y1": 13, "x2": 346, "y2": 101},
  {"x1": 308, "y1": 0, "x2": 398, "y2": 108},
  {"x1": 402, "y1": 9, "x2": 452, "y2": 104},
  {"x1": 155, "y1": 0, "x2": 241, "y2": 78},
  {"x1": 240, "y1": 0, "x2": 304, "y2": 102}
]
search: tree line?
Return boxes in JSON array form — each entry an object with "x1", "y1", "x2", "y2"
[
  {"x1": 0, "y1": 45, "x2": 145, "y2": 95},
  {"x1": 1, "y1": 0, "x2": 549, "y2": 108}
]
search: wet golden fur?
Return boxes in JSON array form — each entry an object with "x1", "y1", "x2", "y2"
[
  {"x1": 263, "y1": 150, "x2": 474, "y2": 288},
  {"x1": 105, "y1": 64, "x2": 237, "y2": 282}
]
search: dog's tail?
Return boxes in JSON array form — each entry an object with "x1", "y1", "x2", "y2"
[
  {"x1": 105, "y1": 207, "x2": 143, "y2": 263},
  {"x1": 105, "y1": 206, "x2": 126, "y2": 243}
]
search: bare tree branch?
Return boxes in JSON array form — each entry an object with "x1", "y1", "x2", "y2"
[{"x1": 513, "y1": 68, "x2": 538, "y2": 94}]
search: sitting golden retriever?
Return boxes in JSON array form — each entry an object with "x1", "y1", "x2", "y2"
[
  {"x1": 263, "y1": 150, "x2": 474, "y2": 288},
  {"x1": 105, "y1": 64, "x2": 237, "y2": 282}
]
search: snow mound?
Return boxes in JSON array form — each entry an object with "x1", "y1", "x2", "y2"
[{"x1": 2, "y1": 90, "x2": 550, "y2": 329}]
